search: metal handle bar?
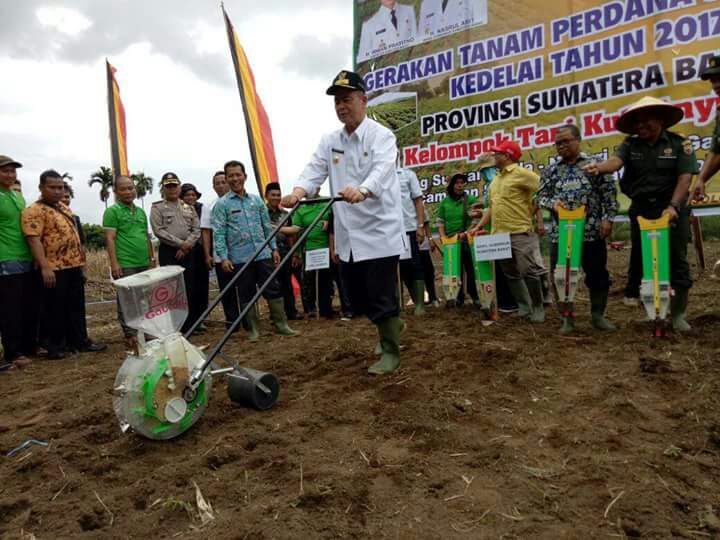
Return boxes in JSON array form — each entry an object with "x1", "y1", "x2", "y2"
[
  {"x1": 187, "y1": 196, "x2": 343, "y2": 387},
  {"x1": 185, "y1": 196, "x2": 341, "y2": 337}
]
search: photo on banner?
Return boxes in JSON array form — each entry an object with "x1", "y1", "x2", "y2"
[{"x1": 354, "y1": 0, "x2": 720, "y2": 223}]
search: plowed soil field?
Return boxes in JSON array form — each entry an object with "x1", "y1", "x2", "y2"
[{"x1": 2, "y1": 245, "x2": 720, "y2": 539}]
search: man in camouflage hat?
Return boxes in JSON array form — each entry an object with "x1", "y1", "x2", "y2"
[
  {"x1": 150, "y1": 172, "x2": 202, "y2": 334},
  {"x1": 584, "y1": 96, "x2": 698, "y2": 332},
  {"x1": 692, "y1": 54, "x2": 720, "y2": 202}
]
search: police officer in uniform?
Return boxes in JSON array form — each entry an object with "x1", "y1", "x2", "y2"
[
  {"x1": 150, "y1": 172, "x2": 202, "y2": 333},
  {"x1": 282, "y1": 70, "x2": 405, "y2": 375},
  {"x1": 584, "y1": 97, "x2": 698, "y2": 332},
  {"x1": 357, "y1": 0, "x2": 417, "y2": 64},
  {"x1": 692, "y1": 55, "x2": 720, "y2": 202}
]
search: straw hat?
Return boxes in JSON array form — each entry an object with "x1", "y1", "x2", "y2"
[{"x1": 616, "y1": 96, "x2": 684, "y2": 135}]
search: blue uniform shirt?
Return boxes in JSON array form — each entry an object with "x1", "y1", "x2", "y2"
[{"x1": 212, "y1": 191, "x2": 276, "y2": 264}]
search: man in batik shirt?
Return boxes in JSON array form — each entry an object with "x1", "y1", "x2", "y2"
[{"x1": 536, "y1": 125, "x2": 618, "y2": 334}]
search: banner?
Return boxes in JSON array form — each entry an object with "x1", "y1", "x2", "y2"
[
  {"x1": 106, "y1": 60, "x2": 129, "y2": 179},
  {"x1": 353, "y1": 0, "x2": 720, "y2": 218},
  {"x1": 223, "y1": 5, "x2": 279, "y2": 193}
]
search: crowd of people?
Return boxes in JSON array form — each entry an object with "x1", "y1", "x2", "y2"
[{"x1": 1, "y1": 57, "x2": 719, "y2": 374}]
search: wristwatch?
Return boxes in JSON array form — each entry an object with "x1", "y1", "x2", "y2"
[
  {"x1": 358, "y1": 186, "x2": 370, "y2": 200},
  {"x1": 670, "y1": 201, "x2": 681, "y2": 212}
]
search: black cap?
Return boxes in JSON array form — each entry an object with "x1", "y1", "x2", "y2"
[
  {"x1": 326, "y1": 70, "x2": 366, "y2": 95},
  {"x1": 161, "y1": 172, "x2": 180, "y2": 186},
  {"x1": 700, "y1": 55, "x2": 720, "y2": 80},
  {"x1": 180, "y1": 183, "x2": 201, "y2": 200}
]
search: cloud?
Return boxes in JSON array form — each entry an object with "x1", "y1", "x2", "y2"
[
  {"x1": 0, "y1": 0, "x2": 349, "y2": 87},
  {"x1": 0, "y1": 1, "x2": 354, "y2": 226},
  {"x1": 281, "y1": 35, "x2": 352, "y2": 79}
]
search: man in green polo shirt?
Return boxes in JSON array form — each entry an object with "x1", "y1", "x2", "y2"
[
  {"x1": 103, "y1": 175, "x2": 155, "y2": 350},
  {"x1": 0, "y1": 155, "x2": 37, "y2": 370},
  {"x1": 290, "y1": 190, "x2": 335, "y2": 317},
  {"x1": 437, "y1": 173, "x2": 480, "y2": 308}
]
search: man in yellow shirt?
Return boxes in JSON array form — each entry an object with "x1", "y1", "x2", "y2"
[{"x1": 473, "y1": 141, "x2": 546, "y2": 322}]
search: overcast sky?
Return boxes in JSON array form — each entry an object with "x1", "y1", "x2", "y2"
[{"x1": 0, "y1": 0, "x2": 352, "y2": 224}]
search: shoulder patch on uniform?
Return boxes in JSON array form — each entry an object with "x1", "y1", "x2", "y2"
[{"x1": 682, "y1": 138, "x2": 694, "y2": 155}]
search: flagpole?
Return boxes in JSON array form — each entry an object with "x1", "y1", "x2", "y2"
[{"x1": 222, "y1": 5, "x2": 279, "y2": 195}]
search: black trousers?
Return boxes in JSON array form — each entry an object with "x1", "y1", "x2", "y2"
[
  {"x1": 419, "y1": 249, "x2": 438, "y2": 303},
  {"x1": 625, "y1": 202, "x2": 692, "y2": 297},
  {"x1": 191, "y1": 245, "x2": 209, "y2": 323},
  {"x1": 457, "y1": 242, "x2": 479, "y2": 304},
  {"x1": 400, "y1": 231, "x2": 424, "y2": 298},
  {"x1": 340, "y1": 255, "x2": 399, "y2": 323},
  {"x1": 332, "y1": 261, "x2": 353, "y2": 315},
  {"x1": 159, "y1": 243, "x2": 198, "y2": 333},
  {"x1": 215, "y1": 262, "x2": 240, "y2": 327},
  {"x1": 277, "y1": 253, "x2": 298, "y2": 318},
  {"x1": 42, "y1": 267, "x2": 87, "y2": 355},
  {"x1": 302, "y1": 267, "x2": 333, "y2": 316},
  {"x1": 495, "y1": 261, "x2": 518, "y2": 310},
  {"x1": 0, "y1": 271, "x2": 39, "y2": 361},
  {"x1": 224, "y1": 259, "x2": 281, "y2": 306},
  {"x1": 550, "y1": 239, "x2": 611, "y2": 292}
]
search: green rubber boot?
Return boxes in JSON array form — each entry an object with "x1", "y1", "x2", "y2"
[
  {"x1": 590, "y1": 289, "x2": 617, "y2": 331},
  {"x1": 368, "y1": 317, "x2": 402, "y2": 375},
  {"x1": 525, "y1": 277, "x2": 546, "y2": 323},
  {"x1": 374, "y1": 319, "x2": 406, "y2": 355},
  {"x1": 671, "y1": 287, "x2": 691, "y2": 332},
  {"x1": 506, "y1": 278, "x2": 532, "y2": 318},
  {"x1": 241, "y1": 304, "x2": 260, "y2": 342},
  {"x1": 413, "y1": 280, "x2": 426, "y2": 316},
  {"x1": 560, "y1": 316, "x2": 575, "y2": 335},
  {"x1": 268, "y1": 298, "x2": 299, "y2": 337}
]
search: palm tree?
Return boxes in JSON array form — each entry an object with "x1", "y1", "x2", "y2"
[
  {"x1": 132, "y1": 172, "x2": 154, "y2": 209},
  {"x1": 88, "y1": 166, "x2": 114, "y2": 208},
  {"x1": 61, "y1": 172, "x2": 73, "y2": 182}
]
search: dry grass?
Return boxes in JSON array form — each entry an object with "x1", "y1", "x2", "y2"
[{"x1": 84, "y1": 250, "x2": 115, "y2": 303}]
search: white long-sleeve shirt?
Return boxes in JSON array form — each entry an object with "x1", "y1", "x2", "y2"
[{"x1": 295, "y1": 117, "x2": 404, "y2": 263}]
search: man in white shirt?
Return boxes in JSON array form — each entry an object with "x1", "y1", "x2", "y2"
[
  {"x1": 200, "y1": 171, "x2": 239, "y2": 329},
  {"x1": 357, "y1": 0, "x2": 417, "y2": 64},
  {"x1": 282, "y1": 70, "x2": 405, "y2": 375},
  {"x1": 418, "y1": 0, "x2": 487, "y2": 39},
  {"x1": 397, "y1": 164, "x2": 427, "y2": 316}
]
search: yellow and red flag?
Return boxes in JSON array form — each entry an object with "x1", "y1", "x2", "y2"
[
  {"x1": 222, "y1": 6, "x2": 278, "y2": 193},
  {"x1": 105, "y1": 60, "x2": 129, "y2": 178}
]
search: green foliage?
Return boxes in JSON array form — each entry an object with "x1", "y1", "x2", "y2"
[
  {"x1": 368, "y1": 98, "x2": 417, "y2": 131},
  {"x1": 82, "y1": 223, "x2": 105, "y2": 251},
  {"x1": 132, "y1": 171, "x2": 154, "y2": 208},
  {"x1": 88, "y1": 166, "x2": 114, "y2": 208}
]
